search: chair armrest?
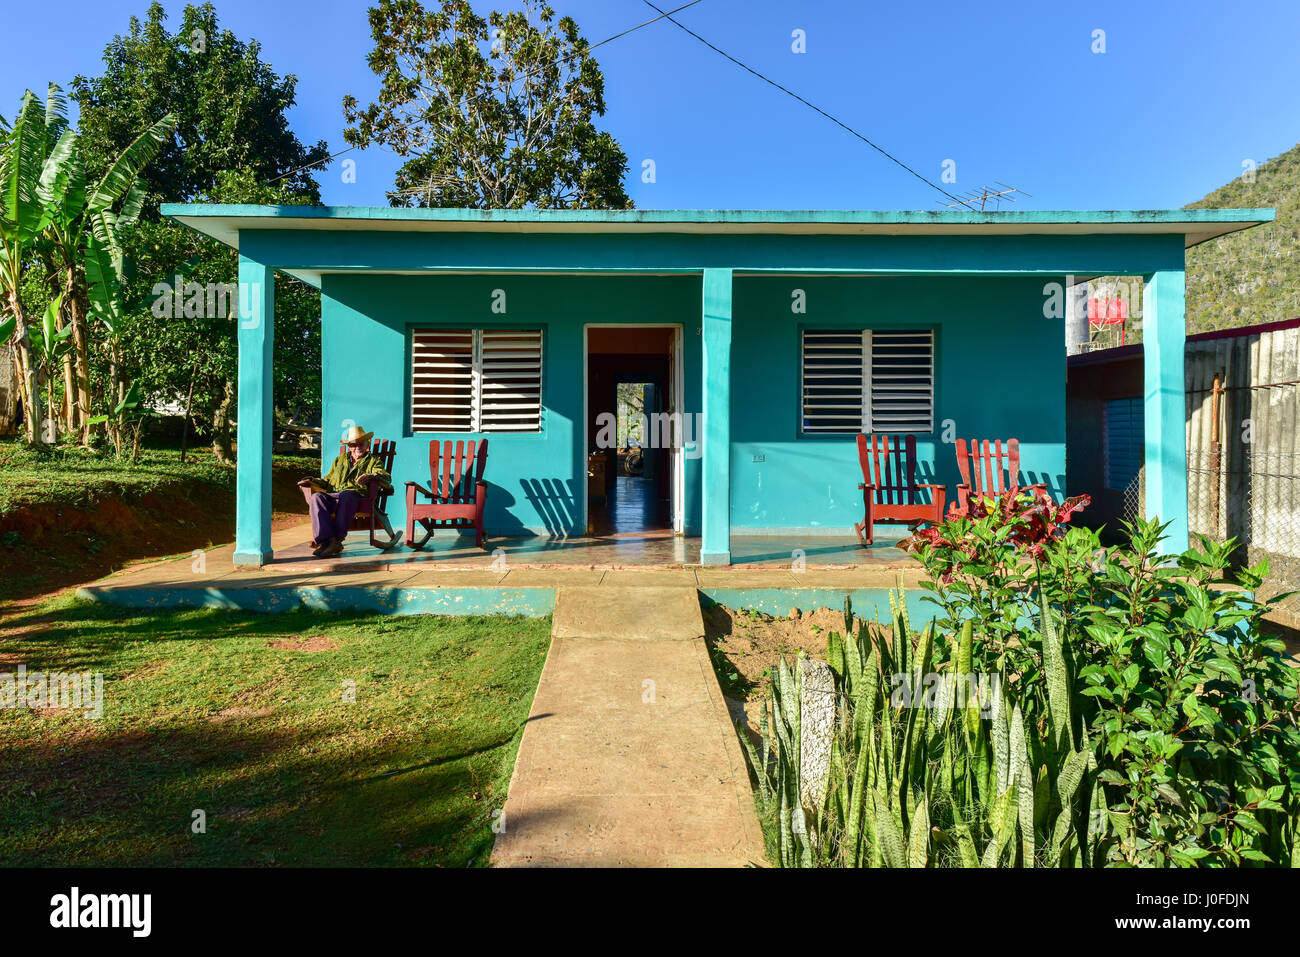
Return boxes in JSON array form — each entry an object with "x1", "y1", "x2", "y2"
[
  {"x1": 857, "y1": 482, "x2": 878, "y2": 491},
  {"x1": 916, "y1": 483, "x2": 945, "y2": 491},
  {"x1": 405, "y1": 481, "x2": 433, "y2": 499}
]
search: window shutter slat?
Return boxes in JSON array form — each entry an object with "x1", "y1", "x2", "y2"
[
  {"x1": 410, "y1": 328, "x2": 474, "y2": 432},
  {"x1": 868, "y1": 329, "x2": 933, "y2": 433},
  {"x1": 410, "y1": 327, "x2": 543, "y2": 433},
  {"x1": 479, "y1": 329, "x2": 543, "y2": 433},
  {"x1": 801, "y1": 327, "x2": 934, "y2": 435},
  {"x1": 801, "y1": 330, "x2": 866, "y2": 433}
]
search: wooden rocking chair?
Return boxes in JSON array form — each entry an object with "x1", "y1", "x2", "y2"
[
  {"x1": 298, "y1": 438, "x2": 403, "y2": 550},
  {"x1": 405, "y1": 439, "x2": 490, "y2": 549},
  {"x1": 949, "y1": 437, "x2": 1046, "y2": 518},
  {"x1": 854, "y1": 433, "x2": 946, "y2": 545}
]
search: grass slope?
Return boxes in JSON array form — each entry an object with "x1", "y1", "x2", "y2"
[
  {"x1": 0, "y1": 600, "x2": 550, "y2": 867},
  {"x1": 1186, "y1": 142, "x2": 1300, "y2": 333}
]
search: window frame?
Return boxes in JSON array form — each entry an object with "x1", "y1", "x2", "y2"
[
  {"x1": 407, "y1": 325, "x2": 545, "y2": 436},
  {"x1": 798, "y1": 324, "x2": 936, "y2": 437}
]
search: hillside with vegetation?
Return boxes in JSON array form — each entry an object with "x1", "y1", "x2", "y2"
[{"x1": 1185, "y1": 142, "x2": 1300, "y2": 334}]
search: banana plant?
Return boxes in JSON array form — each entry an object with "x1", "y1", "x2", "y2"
[
  {"x1": 30, "y1": 293, "x2": 72, "y2": 441},
  {"x1": 0, "y1": 88, "x2": 58, "y2": 445}
]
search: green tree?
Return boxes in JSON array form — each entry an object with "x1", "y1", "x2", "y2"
[
  {"x1": 69, "y1": 2, "x2": 330, "y2": 459},
  {"x1": 343, "y1": 0, "x2": 632, "y2": 208},
  {"x1": 120, "y1": 168, "x2": 322, "y2": 462},
  {"x1": 71, "y1": 1, "x2": 329, "y2": 215}
]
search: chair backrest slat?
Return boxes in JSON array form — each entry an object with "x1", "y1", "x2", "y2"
[
  {"x1": 858, "y1": 433, "x2": 919, "y2": 505},
  {"x1": 475, "y1": 439, "x2": 489, "y2": 493},
  {"x1": 436, "y1": 440, "x2": 450, "y2": 499},
  {"x1": 1006, "y1": 438, "x2": 1022, "y2": 490},
  {"x1": 957, "y1": 437, "x2": 1024, "y2": 498},
  {"x1": 418, "y1": 438, "x2": 491, "y2": 503},
  {"x1": 451, "y1": 440, "x2": 465, "y2": 502}
]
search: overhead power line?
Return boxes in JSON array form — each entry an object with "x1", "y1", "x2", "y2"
[
  {"x1": 639, "y1": 0, "x2": 976, "y2": 209},
  {"x1": 265, "y1": 0, "x2": 705, "y2": 189}
]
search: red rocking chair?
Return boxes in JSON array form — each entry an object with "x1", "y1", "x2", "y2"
[
  {"x1": 854, "y1": 433, "x2": 947, "y2": 545},
  {"x1": 298, "y1": 438, "x2": 403, "y2": 550},
  {"x1": 405, "y1": 439, "x2": 490, "y2": 549},
  {"x1": 949, "y1": 437, "x2": 1046, "y2": 518}
]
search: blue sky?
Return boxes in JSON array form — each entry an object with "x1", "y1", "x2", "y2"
[{"x1": 5, "y1": 0, "x2": 1298, "y2": 210}]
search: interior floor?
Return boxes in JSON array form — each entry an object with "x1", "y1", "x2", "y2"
[{"x1": 588, "y1": 474, "x2": 672, "y2": 536}]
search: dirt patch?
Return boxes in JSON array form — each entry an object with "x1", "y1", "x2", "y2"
[
  {"x1": 207, "y1": 705, "x2": 274, "y2": 723},
  {"x1": 704, "y1": 602, "x2": 859, "y2": 704},
  {"x1": 0, "y1": 463, "x2": 307, "y2": 609},
  {"x1": 121, "y1": 659, "x2": 172, "y2": 681},
  {"x1": 268, "y1": 635, "x2": 340, "y2": 652}
]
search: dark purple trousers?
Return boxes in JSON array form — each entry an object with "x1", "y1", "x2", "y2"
[{"x1": 310, "y1": 490, "x2": 362, "y2": 545}]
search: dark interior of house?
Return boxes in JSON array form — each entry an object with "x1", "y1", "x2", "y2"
[{"x1": 586, "y1": 326, "x2": 674, "y2": 535}]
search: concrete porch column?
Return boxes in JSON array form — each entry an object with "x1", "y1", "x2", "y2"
[
  {"x1": 1141, "y1": 269, "x2": 1189, "y2": 553},
  {"x1": 234, "y1": 255, "x2": 275, "y2": 566},
  {"x1": 700, "y1": 268, "x2": 732, "y2": 565}
]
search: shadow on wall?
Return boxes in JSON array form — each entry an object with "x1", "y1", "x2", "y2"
[
  {"x1": 517, "y1": 478, "x2": 581, "y2": 537},
  {"x1": 1022, "y1": 470, "x2": 1069, "y2": 501}
]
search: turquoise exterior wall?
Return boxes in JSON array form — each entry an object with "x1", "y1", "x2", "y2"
[
  {"x1": 321, "y1": 273, "x2": 703, "y2": 536},
  {"x1": 729, "y1": 275, "x2": 1065, "y2": 532},
  {"x1": 320, "y1": 271, "x2": 1064, "y2": 538}
]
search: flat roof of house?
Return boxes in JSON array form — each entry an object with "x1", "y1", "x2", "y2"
[
  {"x1": 1068, "y1": 315, "x2": 1300, "y2": 368},
  {"x1": 161, "y1": 204, "x2": 1274, "y2": 251}
]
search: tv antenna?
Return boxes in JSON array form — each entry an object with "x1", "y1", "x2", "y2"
[{"x1": 938, "y1": 182, "x2": 1032, "y2": 211}]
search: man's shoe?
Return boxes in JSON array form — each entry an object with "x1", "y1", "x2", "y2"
[
  {"x1": 312, "y1": 539, "x2": 334, "y2": 557},
  {"x1": 322, "y1": 540, "x2": 344, "y2": 558}
]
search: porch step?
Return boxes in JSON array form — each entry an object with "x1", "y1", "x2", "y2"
[
  {"x1": 550, "y1": 585, "x2": 705, "y2": 640},
  {"x1": 490, "y1": 586, "x2": 767, "y2": 867}
]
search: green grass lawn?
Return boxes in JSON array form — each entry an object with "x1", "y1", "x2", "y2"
[
  {"x1": 0, "y1": 440, "x2": 314, "y2": 513},
  {"x1": 0, "y1": 597, "x2": 550, "y2": 867}
]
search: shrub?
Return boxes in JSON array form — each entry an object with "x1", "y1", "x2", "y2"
[{"x1": 741, "y1": 508, "x2": 1300, "y2": 867}]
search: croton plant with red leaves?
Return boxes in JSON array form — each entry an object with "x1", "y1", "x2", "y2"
[{"x1": 900, "y1": 486, "x2": 1091, "y2": 577}]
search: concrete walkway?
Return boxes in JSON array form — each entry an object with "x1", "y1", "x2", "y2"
[{"x1": 490, "y1": 586, "x2": 768, "y2": 867}]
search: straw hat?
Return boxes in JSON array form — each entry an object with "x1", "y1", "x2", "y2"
[{"x1": 343, "y1": 425, "x2": 374, "y2": 446}]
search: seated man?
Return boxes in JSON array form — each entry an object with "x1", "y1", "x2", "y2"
[{"x1": 299, "y1": 426, "x2": 392, "y2": 558}]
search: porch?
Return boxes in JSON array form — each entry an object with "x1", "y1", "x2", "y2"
[
  {"x1": 77, "y1": 520, "x2": 924, "y2": 616},
  {"x1": 158, "y1": 205, "x2": 1275, "y2": 573}
]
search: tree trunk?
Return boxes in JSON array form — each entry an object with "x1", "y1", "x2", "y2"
[
  {"x1": 211, "y1": 377, "x2": 236, "y2": 463},
  {"x1": 179, "y1": 361, "x2": 199, "y2": 463},
  {"x1": 61, "y1": 351, "x2": 75, "y2": 435},
  {"x1": 64, "y1": 269, "x2": 92, "y2": 444},
  {"x1": 4, "y1": 290, "x2": 44, "y2": 447},
  {"x1": 107, "y1": 337, "x2": 126, "y2": 457}
]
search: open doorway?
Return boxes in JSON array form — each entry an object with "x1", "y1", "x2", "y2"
[{"x1": 584, "y1": 324, "x2": 682, "y2": 536}]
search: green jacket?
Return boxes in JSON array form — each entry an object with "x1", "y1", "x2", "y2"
[{"x1": 320, "y1": 451, "x2": 392, "y2": 495}]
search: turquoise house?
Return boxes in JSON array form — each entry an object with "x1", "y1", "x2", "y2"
[{"x1": 161, "y1": 206, "x2": 1272, "y2": 566}]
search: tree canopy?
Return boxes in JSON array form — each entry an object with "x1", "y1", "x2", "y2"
[
  {"x1": 71, "y1": 1, "x2": 329, "y2": 215},
  {"x1": 62, "y1": 2, "x2": 329, "y2": 458},
  {"x1": 343, "y1": 0, "x2": 632, "y2": 209}
]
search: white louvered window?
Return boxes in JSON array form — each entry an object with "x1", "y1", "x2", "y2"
[
  {"x1": 800, "y1": 329, "x2": 934, "y2": 434},
  {"x1": 411, "y1": 328, "x2": 543, "y2": 433}
]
